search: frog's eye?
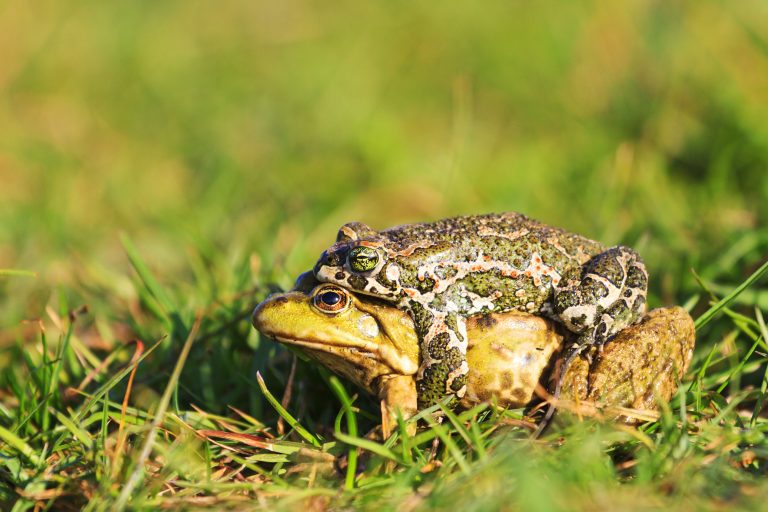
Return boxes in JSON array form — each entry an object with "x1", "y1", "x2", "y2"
[
  {"x1": 348, "y1": 246, "x2": 379, "y2": 273},
  {"x1": 313, "y1": 286, "x2": 350, "y2": 314}
]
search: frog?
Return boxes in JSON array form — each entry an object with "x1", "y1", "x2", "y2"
[
  {"x1": 252, "y1": 273, "x2": 693, "y2": 436},
  {"x1": 312, "y1": 213, "x2": 648, "y2": 408}
]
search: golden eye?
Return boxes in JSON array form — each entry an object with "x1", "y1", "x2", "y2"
[
  {"x1": 348, "y1": 246, "x2": 379, "y2": 273},
  {"x1": 313, "y1": 286, "x2": 350, "y2": 313}
]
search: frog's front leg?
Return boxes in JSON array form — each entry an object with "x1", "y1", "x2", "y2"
[
  {"x1": 553, "y1": 246, "x2": 648, "y2": 347},
  {"x1": 412, "y1": 307, "x2": 469, "y2": 408},
  {"x1": 378, "y1": 374, "x2": 418, "y2": 437}
]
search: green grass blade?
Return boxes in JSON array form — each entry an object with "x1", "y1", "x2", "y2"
[
  {"x1": 120, "y1": 234, "x2": 176, "y2": 314},
  {"x1": 437, "y1": 403, "x2": 480, "y2": 459},
  {"x1": 716, "y1": 335, "x2": 762, "y2": 394},
  {"x1": 255, "y1": 372, "x2": 322, "y2": 448},
  {"x1": 0, "y1": 425, "x2": 42, "y2": 466},
  {"x1": 326, "y1": 375, "x2": 359, "y2": 490},
  {"x1": 394, "y1": 412, "x2": 413, "y2": 464},
  {"x1": 751, "y1": 309, "x2": 768, "y2": 427},
  {"x1": 333, "y1": 432, "x2": 404, "y2": 464},
  {"x1": 694, "y1": 259, "x2": 768, "y2": 330},
  {"x1": 49, "y1": 407, "x2": 94, "y2": 451},
  {"x1": 424, "y1": 414, "x2": 471, "y2": 475},
  {"x1": 48, "y1": 323, "x2": 74, "y2": 412},
  {"x1": 76, "y1": 337, "x2": 166, "y2": 422}
]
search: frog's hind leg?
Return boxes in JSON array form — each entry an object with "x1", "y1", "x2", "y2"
[{"x1": 553, "y1": 246, "x2": 648, "y2": 348}]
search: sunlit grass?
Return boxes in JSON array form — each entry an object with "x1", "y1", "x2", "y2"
[{"x1": 1, "y1": 218, "x2": 767, "y2": 510}]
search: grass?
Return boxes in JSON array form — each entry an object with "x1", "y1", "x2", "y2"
[
  {"x1": 6, "y1": 259, "x2": 768, "y2": 511},
  {"x1": 1, "y1": 0, "x2": 768, "y2": 510}
]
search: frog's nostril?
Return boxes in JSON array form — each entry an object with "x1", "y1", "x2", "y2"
[
  {"x1": 314, "y1": 251, "x2": 336, "y2": 274},
  {"x1": 325, "y1": 252, "x2": 341, "y2": 267}
]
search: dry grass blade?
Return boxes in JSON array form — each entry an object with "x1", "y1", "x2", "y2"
[{"x1": 112, "y1": 339, "x2": 145, "y2": 476}]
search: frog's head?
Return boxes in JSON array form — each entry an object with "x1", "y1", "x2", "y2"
[
  {"x1": 252, "y1": 277, "x2": 419, "y2": 394},
  {"x1": 313, "y1": 222, "x2": 402, "y2": 300}
]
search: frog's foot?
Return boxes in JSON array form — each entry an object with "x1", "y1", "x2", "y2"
[
  {"x1": 552, "y1": 245, "x2": 648, "y2": 345},
  {"x1": 414, "y1": 311, "x2": 469, "y2": 408}
]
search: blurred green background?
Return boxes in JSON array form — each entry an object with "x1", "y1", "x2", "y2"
[{"x1": 1, "y1": 0, "x2": 767, "y2": 330}]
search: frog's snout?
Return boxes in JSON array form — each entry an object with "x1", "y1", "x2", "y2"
[
  {"x1": 251, "y1": 300, "x2": 267, "y2": 331},
  {"x1": 252, "y1": 295, "x2": 288, "y2": 331}
]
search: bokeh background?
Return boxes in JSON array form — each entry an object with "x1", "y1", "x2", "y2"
[{"x1": 1, "y1": 0, "x2": 767, "y2": 342}]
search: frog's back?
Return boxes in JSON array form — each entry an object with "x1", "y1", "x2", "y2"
[{"x1": 381, "y1": 213, "x2": 604, "y2": 271}]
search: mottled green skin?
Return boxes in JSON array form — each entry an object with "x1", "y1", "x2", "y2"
[{"x1": 313, "y1": 212, "x2": 648, "y2": 407}]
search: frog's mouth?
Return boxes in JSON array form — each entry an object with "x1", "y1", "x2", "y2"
[
  {"x1": 268, "y1": 334, "x2": 376, "y2": 358},
  {"x1": 263, "y1": 332, "x2": 418, "y2": 377}
]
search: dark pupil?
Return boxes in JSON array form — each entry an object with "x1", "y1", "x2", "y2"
[
  {"x1": 355, "y1": 255, "x2": 374, "y2": 265},
  {"x1": 320, "y1": 291, "x2": 341, "y2": 306}
]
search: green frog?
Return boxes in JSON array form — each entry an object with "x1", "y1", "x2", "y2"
[
  {"x1": 252, "y1": 274, "x2": 693, "y2": 436},
  {"x1": 312, "y1": 213, "x2": 648, "y2": 407}
]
